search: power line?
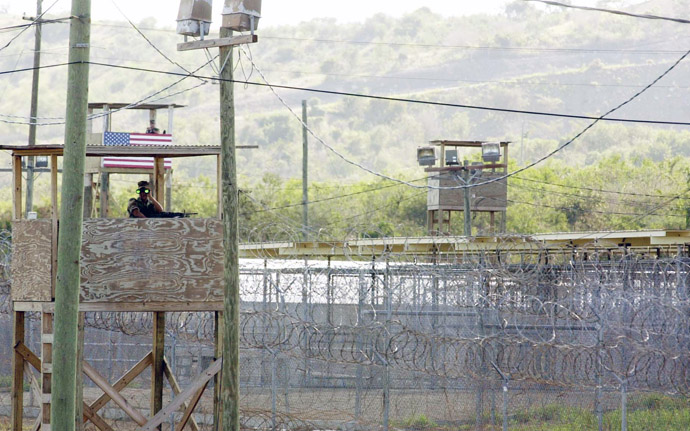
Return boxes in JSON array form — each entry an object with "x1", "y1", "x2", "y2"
[
  {"x1": 108, "y1": 0, "x2": 210, "y2": 83},
  {"x1": 0, "y1": 17, "x2": 70, "y2": 33},
  {"x1": 235, "y1": 44, "x2": 690, "y2": 193},
  {"x1": 85, "y1": 22, "x2": 686, "y2": 55},
  {"x1": 514, "y1": 176, "x2": 688, "y2": 199},
  {"x1": 82, "y1": 61, "x2": 690, "y2": 127},
  {"x1": 508, "y1": 182, "x2": 687, "y2": 211},
  {"x1": 524, "y1": 0, "x2": 690, "y2": 25},
  {"x1": 0, "y1": 0, "x2": 60, "y2": 53},
  {"x1": 5, "y1": 61, "x2": 687, "y2": 127},
  {"x1": 485, "y1": 195, "x2": 685, "y2": 218},
  {"x1": 240, "y1": 65, "x2": 687, "y2": 90},
  {"x1": 260, "y1": 35, "x2": 687, "y2": 55},
  {"x1": 241, "y1": 176, "x2": 428, "y2": 214}
]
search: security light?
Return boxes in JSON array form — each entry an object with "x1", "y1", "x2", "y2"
[
  {"x1": 417, "y1": 147, "x2": 436, "y2": 166},
  {"x1": 445, "y1": 150, "x2": 459, "y2": 166},
  {"x1": 481, "y1": 142, "x2": 501, "y2": 163}
]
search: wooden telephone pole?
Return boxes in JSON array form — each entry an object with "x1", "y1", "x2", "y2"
[
  {"x1": 25, "y1": 0, "x2": 43, "y2": 216},
  {"x1": 51, "y1": 0, "x2": 90, "y2": 430},
  {"x1": 219, "y1": 26, "x2": 241, "y2": 431},
  {"x1": 177, "y1": 25, "x2": 258, "y2": 431}
]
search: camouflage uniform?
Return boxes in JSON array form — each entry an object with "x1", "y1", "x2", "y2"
[{"x1": 127, "y1": 197, "x2": 160, "y2": 218}]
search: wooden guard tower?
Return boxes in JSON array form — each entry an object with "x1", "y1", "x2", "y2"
[
  {"x1": 85, "y1": 102, "x2": 185, "y2": 218},
  {"x1": 424, "y1": 140, "x2": 509, "y2": 235},
  {"x1": 6, "y1": 139, "x2": 253, "y2": 430}
]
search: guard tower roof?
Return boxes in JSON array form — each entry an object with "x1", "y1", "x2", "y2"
[
  {"x1": 0, "y1": 143, "x2": 256, "y2": 158},
  {"x1": 88, "y1": 103, "x2": 186, "y2": 110}
]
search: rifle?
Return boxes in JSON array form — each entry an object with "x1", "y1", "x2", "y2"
[{"x1": 153, "y1": 211, "x2": 198, "y2": 218}]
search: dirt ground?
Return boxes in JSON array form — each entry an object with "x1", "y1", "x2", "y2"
[{"x1": 1, "y1": 386, "x2": 611, "y2": 430}]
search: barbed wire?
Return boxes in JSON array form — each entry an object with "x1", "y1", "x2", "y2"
[{"x1": 1, "y1": 228, "x2": 690, "y2": 427}]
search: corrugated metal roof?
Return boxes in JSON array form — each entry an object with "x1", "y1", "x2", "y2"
[{"x1": 0, "y1": 144, "x2": 258, "y2": 157}]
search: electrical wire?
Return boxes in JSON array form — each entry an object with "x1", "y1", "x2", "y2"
[
  {"x1": 82, "y1": 62, "x2": 690, "y2": 127},
  {"x1": 241, "y1": 176, "x2": 429, "y2": 215},
  {"x1": 260, "y1": 35, "x2": 688, "y2": 55},
  {"x1": 5, "y1": 60, "x2": 687, "y2": 128},
  {"x1": 235, "y1": 44, "x2": 690, "y2": 192},
  {"x1": 514, "y1": 176, "x2": 689, "y2": 200},
  {"x1": 524, "y1": 0, "x2": 690, "y2": 25},
  {"x1": 0, "y1": 17, "x2": 70, "y2": 33},
  {"x1": 109, "y1": 0, "x2": 209, "y2": 84},
  {"x1": 484, "y1": 194, "x2": 685, "y2": 218},
  {"x1": 0, "y1": 0, "x2": 60, "y2": 53},
  {"x1": 508, "y1": 182, "x2": 667, "y2": 208}
]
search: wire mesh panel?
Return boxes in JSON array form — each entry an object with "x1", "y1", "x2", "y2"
[{"x1": 2, "y1": 232, "x2": 690, "y2": 430}]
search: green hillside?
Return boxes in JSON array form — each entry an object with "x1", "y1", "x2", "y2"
[{"x1": 0, "y1": 0, "x2": 688, "y2": 237}]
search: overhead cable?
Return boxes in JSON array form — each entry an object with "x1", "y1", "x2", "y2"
[
  {"x1": 82, "y1": 61, "x2": 690, "y2": 127},
  {"x1": 235, "y1": 44, "x2": 690, "y2": 191},
  {"x1": 525, "y1": 0, "x2": 690, "y2": 25}
]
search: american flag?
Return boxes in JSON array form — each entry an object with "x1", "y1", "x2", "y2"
[
  {"x1": 102, "y1": 131, "x2": 173, "y2": 169},
  {"x1": 103, "y1": 131, "x2": 173, "y2": 146}
]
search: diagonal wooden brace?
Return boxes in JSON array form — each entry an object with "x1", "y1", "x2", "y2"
[
  {"x1": 87, "y1": 351, "x2": 153, "y2": 415},
  {"x1": 164, "y1": 357, "x2": 200, "y2": 431},
  {"x1": 142, "y1": 358, "x2": 222, "y2": 431},
  {"x1": 83, "y1": 361, "x2": 148, "y2": 426}
]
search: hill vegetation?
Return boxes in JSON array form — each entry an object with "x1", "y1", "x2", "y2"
[{"x1": 0, "y1": 0, "x2": 688, "y2": 237}]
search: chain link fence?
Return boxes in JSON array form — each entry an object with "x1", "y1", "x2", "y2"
[{"x1": 1, "y1": 230, "x2": 689, "y2": 430}]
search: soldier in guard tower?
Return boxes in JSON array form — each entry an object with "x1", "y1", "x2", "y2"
[{"x1": 128, "y1": 180, "x2": 163, "y2": 218}]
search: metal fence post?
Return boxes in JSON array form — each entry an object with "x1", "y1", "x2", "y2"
[
  {"x1": 355, "y1": 270, "x2": 365, "y2": 424},
  {"x1": 302, "y1": 258, "x2": 309, "y2": 387},
  {"x1": 383, "y1": 258, "x2": 391, "y2": 431},
  {"x1": 271, "y1": 348, "x2": 277, "y2": 431}
]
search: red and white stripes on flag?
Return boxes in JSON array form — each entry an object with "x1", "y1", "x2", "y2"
[{"x1": 102, "y1": 131, "x2": 173, "y2": 170}]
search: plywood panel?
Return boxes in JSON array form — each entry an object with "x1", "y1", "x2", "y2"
[
  {"x1": 11, "y1": 220, "x2": 52, "y2": 301},
  {"x1": 80, "y1": 218, "x2": 224, "y2": 303},
  {"x1": 427, "y1": 172, "x2": 507, "y2": 212}
]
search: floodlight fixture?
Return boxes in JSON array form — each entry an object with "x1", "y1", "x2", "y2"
[
  {"x1": 36, "y1": 156, "x2": 48, "y2": 168},
  {"x1": 176, "y1": 0, "x2": 213, "y2": 38},
  {"x1": 417, "y1": 147, "x2": 436, "y2": 166},
  {"x1": 445, "y1": 150, "x2": 459, "y2": 166},
  {"x1": 481, "y1": 142, "x2": 501, "y2": 163}
]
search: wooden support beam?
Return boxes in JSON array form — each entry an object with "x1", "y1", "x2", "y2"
[
  {"x1": 175, "y1": 381, "x2": 208, "y2": 431},
  {"x1": 82, "y1": 362, "x2": 148, "y2": 426},
  {"x1": 177, "y1": 34, "x2": 257, "y2": 51},
  {"x1": 12, "y1": 312, "x2": 25, "y2": 431},
  {"x1": 51, "y1": 154, "x2": 58, "y2": 297},
  {"x1": 82, "y1": 402, "x2": 113, "y2": 431},
  {"x1": 13, "y1": 155, "x2": 22, "y2": 219},
  {"x1": 142, "y1": 358, "x2": 222, "y2": 431},
  {"x1": 153, "y1": 158, "x2": 165, "y2": 205},
  {"x1": 25, "y1": 362, "x2": 43, "y2": 431},
  {"x1": 41, "y1": 312, "x2": 52, "y2": 429},
  {"x1": 15, "y1": 341, "x2": 41, "y2": 370},
  {"x1": 99, "y1": 172, "x2": 109, "y2": 218},
  {"x1": 88, "y1": 351, "x2": 152, "y2": 414},
  {"x1": 151, "y1": 312, "x2": 165, "y2": 430},
  {"x1": 213, "y1": 311, "x2": 222, "y2": 431},
  {"x1": 163, "y1": 358, "x2": 200, "y2": 431},
  {"x1": 76, "y1": 313, "x2": 85, "y2": 431},
  {"x1": 217, "y1": 155, "x2": 222, "y2": 219}
]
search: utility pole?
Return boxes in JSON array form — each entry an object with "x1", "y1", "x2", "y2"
[
  {"x1": 301, "y1": 100, "x2": 308, "y2": 241},
  {"x1": 25, "y1": 0, "x2": 43, "y2": 216},
  {"x1": 463, "y1": 160, "x2": 472, "y2": 237},
  {"x1": 219, "y1": 26, "x2": 240, "y2": 431},
  {"x1": 51, "y1": 1, "x2": 90, "y2": 430}
]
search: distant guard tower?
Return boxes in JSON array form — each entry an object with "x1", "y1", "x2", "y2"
[{"x1": 418, "y1": 140, "x2": 509, "y2": 235}]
